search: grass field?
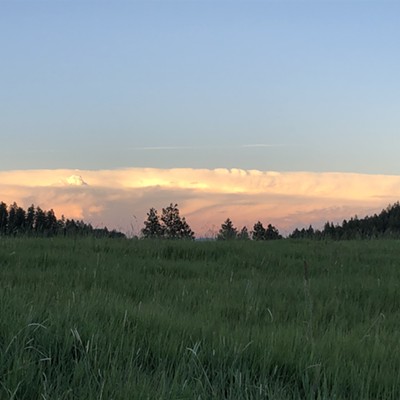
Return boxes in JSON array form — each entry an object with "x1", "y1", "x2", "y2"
[{"x1": 0, "y1": 237, "x2": 400, "y2": 399}]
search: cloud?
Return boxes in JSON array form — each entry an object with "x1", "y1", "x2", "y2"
[
  {"x1": 1, "y1": 168, "x2": 400, "y2": 236},
  {"x1": 129, "y1": 144, "x2": 284, "y2": 151},
  {"x1": 131, "y1": 146, "x2": 198, "y2": 151},
  {"x1": 64, "y1": 175, "x2": 88, "y2": 186},
  {"x1": 241, "y1": 144, "x2": 285, "y2": 148}
]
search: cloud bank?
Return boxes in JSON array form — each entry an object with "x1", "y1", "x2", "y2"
[{"x1": 1, "y1": 168, "x2": 400, "y2": 236}]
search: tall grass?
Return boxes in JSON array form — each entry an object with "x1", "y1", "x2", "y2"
[{"x1": 0, "y1": 237, "x2": 400, "y2": 399}]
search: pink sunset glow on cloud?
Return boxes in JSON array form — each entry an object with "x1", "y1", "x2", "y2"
[{"x1": 1, "y1": 168, "x2": 399, "y2": 236}]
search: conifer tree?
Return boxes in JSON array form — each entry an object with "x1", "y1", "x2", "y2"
[
  {"x1": 7, "y1": 202, "x2": 18, "y2": 235},
  {"x1": 14, "y1": 205, "x2": 26, "y2": 234},
  {"x1": 0, "y1": 202, "x2": 8, "y2": 235},
  {"x1": 265, "y1": 223, "x2": 282, "y2": 240},
  {"x1": 217, "y1": 218, "x2": 237, "y2": 240},
  {"x1": 161, "y1": 203, "x2": 195, "y2": 240},
  {"x1": 45, "y1": 209, "x2": 58, "y2": 235},
  {"x1": 26, "y1": 204, "x2": 35, "y2": 233},
  {"x1": 238, "y1": 226, "x2": 250, "y2": 240},
  {"x1": 34, "y1": 207, "x2": 46, "y2": 233},
  {"x1": 252, "y1": 221, "x2": 267, "y2": 240},
  {"x1": 141, "y1": 208, "x2": 163, "y2": 239}
]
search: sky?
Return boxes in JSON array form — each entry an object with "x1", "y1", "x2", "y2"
[{"x1": 1, "y1": 0, "x2": 400, "y2": 235}]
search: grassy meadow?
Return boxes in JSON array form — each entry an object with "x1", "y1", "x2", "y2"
[{"x1": 0, "y1": 237, "x2": 400, "y2": 399}]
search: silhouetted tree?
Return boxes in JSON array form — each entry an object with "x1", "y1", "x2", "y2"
[
  {"x1": 289, "y1": 228, "x2": 301, "y2": 239},
  {"x1": 45, "y1": 209, "x2": 58, "y2": 236},
  {"x1": 161, "y1": 203, "x2": 195, "y2": 240},
  {"x1": 142, "y1": 204, "x2": 194, "y2": 240},
  {"x1": 306, "y1": 225, "x2": 314, "y2": 237},
  {"x1": 238, "y1": 226, "x2": 250, "y2": 240},
  {"x1": 7, "y1": 203, "x2": 26, "y2": 235},
  {"x1": 0, "y1": 202, "x2": 8, "y2": 235},
  {"x1": 35, "y1": 207, "x2": 46, "y2": 233},
  {"x1": 14, "y1": 205, "x2": 26, "y2": 235},
  {"x1": 289, "y1": 225, "x2": 319, "y2": 239},
  {"x1": 265, "y1": 223, "x2": 282, "y2": 240},
  {"x1": 217, "y1": 218, "x2": 238, "y2": 240},
  {"x1": 142, "y1": 208, "x2": 164, "y2": 239},
  {"x1": 252, "y1": 221, "x2": 267, "y2": 240},
  {"x1": 178, "y1": 217, "x2": 195, "y2": 240},
  {"x1": 26, "y1": 204, "x2": 35, "y2": 233}
]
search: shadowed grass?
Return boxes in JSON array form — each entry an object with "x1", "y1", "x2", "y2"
[{"x1": 0, "y1": 237, "x2": 400, "y2": 398}]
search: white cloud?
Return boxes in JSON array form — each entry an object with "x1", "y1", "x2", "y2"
[
  {"x1": 129, "y1": 144, "x2": 284, "y2": 151},
  {"x1": 241, "y1": 144, "x2": 284, "y2": 148},
  {"x1": 65, "y1": 175, "x2": 88, "y2": 186}
]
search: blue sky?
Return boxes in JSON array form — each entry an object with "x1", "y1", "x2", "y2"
[{"x1": 1, "y1": 0, "x2": 399, "y2": 173}]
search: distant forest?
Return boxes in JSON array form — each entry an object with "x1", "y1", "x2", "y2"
[
  {"x1": 1, "y1": 200, "x2": 400, "y2": 240},
  {"x1": 290, "y1": 202, "x2": 400, "y2": 240},
  {"x1": 0, "y1": 202, "x2": 125, "y2": 238}
]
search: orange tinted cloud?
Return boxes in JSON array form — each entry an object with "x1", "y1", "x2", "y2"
[{"x1": 1, "y1": 168, "x2": 399, "y2": 236}]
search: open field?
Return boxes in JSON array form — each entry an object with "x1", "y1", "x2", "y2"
[{"x1": 0, "y1": 238, "x2": 400, "y2": 399}]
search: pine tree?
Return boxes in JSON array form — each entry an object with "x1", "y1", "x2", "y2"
[
  {"x1": 65, "y1": 219, "x2": 78, "y2": 235},
  {"x1": 238, "y1": 226, "x2": 250, "y2": 240},
  {"x1": 26, "y1": 204, "x2": 35, "y2": 233},
  {"x1": 265, "y1": 223, "x2": 281, "y2": 240},
  {"x1": 34, "y1": 207, "x2": 46, "y2": 234},
  {"x1": 161, "y1": 204, "x2": 180, "y2": 239},
  {"x1": 7, "y1": 202, "x2": 18, "y2": 235},
  {"x1": 0, "y1": 202, "x2": 8, "y2": 235},
  {"x1": 141, "y1": 208, "x2": 163, "y2": 238},
  {"x1": 161, "y1": 204, "x2": 195, "y2": 240},
  {"x1": 217, "y1": 218, "x2": 238, "y2": 240},
  {"x1": 178, "y1": 217, "x2": 195, "y2": 240},
  {"x1": 289, "y1": 228, "x2": 301, "y2": 239},
  {"x1": 252, "y1": 221, "x2": 267, "y2": 240},
  {"x1": 14, "y1": 205, "x2": 26, "y2": 234},
  {"x1": 45, "y1": 209, "x2": 58, "y2": 236}
]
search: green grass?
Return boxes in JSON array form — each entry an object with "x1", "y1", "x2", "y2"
[{"x1": 1, "y1": 237, "x2": 400, "y2": 399}]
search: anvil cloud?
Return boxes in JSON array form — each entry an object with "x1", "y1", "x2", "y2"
[{"x1": 1, "y1": 168, "x2": 399, "y2": 236}]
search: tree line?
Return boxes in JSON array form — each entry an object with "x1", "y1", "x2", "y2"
[
  {"x1": 138, "y1": 201, "x2": 400, "y2": 240},
  {"x1": 289, "y1": 202, "x2": 400, "y2": 240},
  {"x1": 0, "y1": 202, "x2": 125, "y2": 238},
  {"x1": 2, "y1": 200, "x2": 400, "y2": 240},
  {"x1": 213, "y1": 218, "x2": 282, "y2": 241},
  {"x1": 140, "y1": 204, "x2": 281, "y2": 241}
]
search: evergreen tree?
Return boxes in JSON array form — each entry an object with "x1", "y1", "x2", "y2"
[
  {"x1": 65, "y1": 219, "x2": 78, "y2": 235},
  {"x1": 265, "y1": 223, "x2": 282, "y2": 240},
  {"x1": 0, "y1": 202, "x2": 8, "y2": 235},
  {"x1": 306, "y1": 225, "x2": 315, "y2": 238},
  {"x1": 289, "y1": 228, "x2": 301, "y2": 239},
  {"x1": 58, "y1": 215, "x2": 66, "y2": 236},
  {"x1": 7, "y1": 202, "x2": 18, "y2": 235},
  {"x1": 161, "y1": 203, "x2": 195, "y2": 239},
  {"x1": 161, "y1": 204, "x2": 180, "y2": 239},
  {"x1": 238, "y1": 226, "x2": 250, "y2": 240},
  {"x1": 14, "y1": 205, "x2": 26, "y2": 234},
  {"x1": 252, "y1": 221, "x2": 267, "y2": 240},
  {"x1": 141, "y1": 208, "x2": 163, "y2": 239},
  {"x1": 178, "y1": 217, "x2": 195, "y2": 240},
  {"x1": 34, "y1": 207, "x2": 46, "y2": 233},
  {"x1": 45, "y1": 209, "x2": 58, "y2": 236},
  {"x1": 26, "y1": 204, "x2": 35, "y2": 233},
  {"x1": 217, "y1": 218, "x2": 237, "y2": 240}
]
